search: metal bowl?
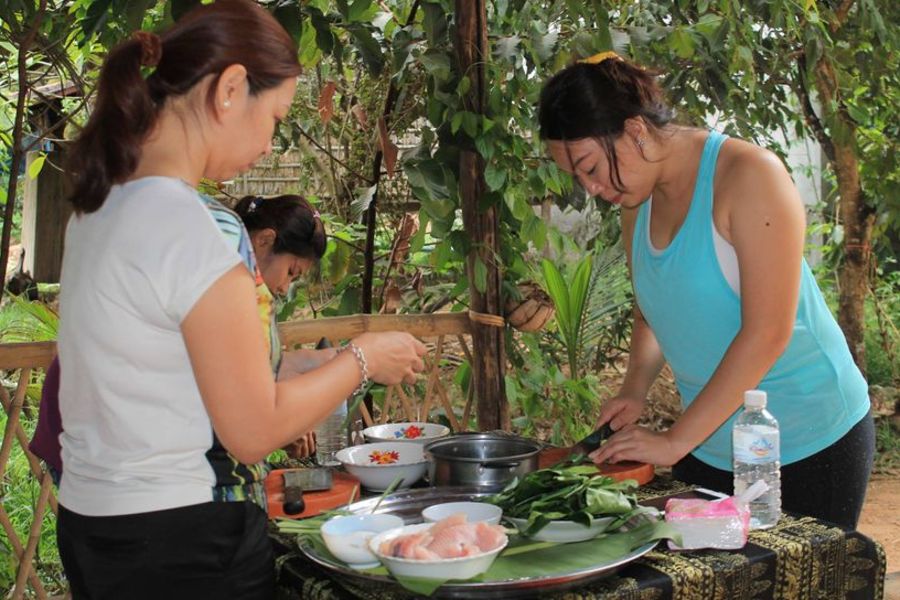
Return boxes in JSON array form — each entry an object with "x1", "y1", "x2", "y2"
[{"x1": 424, "y1": 434, "x2": 542, "y2": 492}]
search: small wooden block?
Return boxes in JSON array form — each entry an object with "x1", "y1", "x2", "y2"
[
  {"x1": 265, "y1": 469, "x2": 360, "y2": 520},
  {"x1": 537, "y1": 447, "x2": 655, "y2": 486}
]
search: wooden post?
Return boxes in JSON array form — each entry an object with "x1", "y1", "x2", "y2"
[
  {"x1": 455, "y1": 0, "x2": 508, "y2": 431},
  {"x1": 22, "y1": 147, "x2": 72, "y2": 283}
]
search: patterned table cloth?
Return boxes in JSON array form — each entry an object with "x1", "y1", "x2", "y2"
[{"x1": 272, "y1": 475, "x2": 886, "y2": 600}]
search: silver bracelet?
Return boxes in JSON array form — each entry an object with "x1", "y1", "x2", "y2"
[{"x1": 340, "y1": 342, "x2": 370, "y2": 396}]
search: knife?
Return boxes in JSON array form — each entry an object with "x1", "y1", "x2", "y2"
[
  {"x1": 282, "y1": 468, "x2": 333, "y2": 515},
  {"x1": 565, "y1": 423, "x2": 615, "y2": 463}
]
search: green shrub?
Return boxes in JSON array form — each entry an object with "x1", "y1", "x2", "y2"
[
  {"x1": 865, "y1": 267, "x2": 899, "y2": 387},
  {"x1": 0, "y1": 402, "x2": 65, "y2": 595},
  {"x1": 874, "y1": 417, "x2": 900, "y2": 474}
]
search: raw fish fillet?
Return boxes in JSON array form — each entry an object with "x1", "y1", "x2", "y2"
[
  {"x1": 427, "y1": 524, "x2": 481, "y2": 558},
  {"x1": 474, "y1": 521, "x2": 506, "y2": 551},
  {"x1": 378, "y1": 513, "x2": 507, "y2": 560},
  {"x1": 429, "y1": 512, "x2": 467, "y2": 535}
]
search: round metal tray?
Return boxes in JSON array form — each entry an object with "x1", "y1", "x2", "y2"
[{"x1": 296, "y1": 486, "x2": 658, "y2": 599}]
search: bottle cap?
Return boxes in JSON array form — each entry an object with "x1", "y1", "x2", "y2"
[{"x1": 744, "y1": 389, "x2": 767, "y2": 408}]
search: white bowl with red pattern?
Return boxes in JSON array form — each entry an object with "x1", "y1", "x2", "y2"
[
  {"x1": 335, "y1": 442, "x2": 428, "y2": 491},
  {"x1": 362, "y1": 422, "x2": 451, "y2": 445}
]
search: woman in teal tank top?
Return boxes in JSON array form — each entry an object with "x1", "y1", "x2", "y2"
[{"x1": 537, "y1": 53, "x2": 873, "y2": 528}]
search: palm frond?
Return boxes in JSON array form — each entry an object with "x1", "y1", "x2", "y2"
[
  {"x1": 0, "y1": 294, "x2": 59, "y2": 342},
  {"x1": 579, "y1": 245, "x2": 631, "y2": 364}
]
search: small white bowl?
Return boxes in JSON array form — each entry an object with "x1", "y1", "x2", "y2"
[
  {"x1": 369, "y1": 523, "x2": 507, "y2": 580},
  {"x1": 363, "y1": 422, "x2": 451, "y2": 445},
  {"x1": 422, "y1": 502, "x2": 503, "y2": 526},
  {"x1": 321, "y1": 514, "x2": 405, "y2": 569},
  {"x1": 505, "y1": 516, "x2": 615, "y2": 543},
  {"x1": 335, "y1": 442, "x2": 428, "y2": 491}
]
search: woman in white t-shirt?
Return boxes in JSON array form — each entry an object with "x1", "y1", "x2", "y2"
[{"x1": 56, "y1": 2, "x2": 426, "y2": 598}]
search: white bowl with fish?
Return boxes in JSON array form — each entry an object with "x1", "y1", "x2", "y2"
[{"x1": 369, "y1": 514, "x2": 508, "y2": 580}]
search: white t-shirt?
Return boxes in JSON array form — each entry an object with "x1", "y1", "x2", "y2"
[{"x1": 58, "y1": 177, "x2": 242, "y2": 516}]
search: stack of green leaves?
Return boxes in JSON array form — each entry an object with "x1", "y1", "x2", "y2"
[{"x1": 487, "y1": 464, "x2": 640, "y2": 536}]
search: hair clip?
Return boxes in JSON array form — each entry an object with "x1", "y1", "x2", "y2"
[
  {"x1": 248, "y1": 199, "x2": 259, "y2": 213},
  {"x1": 312, "y1": 210, "x2": 321, "y2": 220},
  {"x1": 578, "y1": 51, "x2": 621, "y2": 65}
]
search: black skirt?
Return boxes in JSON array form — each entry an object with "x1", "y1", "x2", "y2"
[{"x1": 57, "y1": 499, "x2": 274, "y2": 599}]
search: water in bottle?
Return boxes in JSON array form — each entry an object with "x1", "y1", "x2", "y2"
[
  {"x1": 315, "y1": 399, "x2": 348, "y2": 467},
  {"x1": 732, "y1": 389, "x2": 781, "y2": 529}
]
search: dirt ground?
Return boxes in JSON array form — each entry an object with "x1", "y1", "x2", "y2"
[{"x1": 858, "y1": 474, "x2": 900, "y2": 595}]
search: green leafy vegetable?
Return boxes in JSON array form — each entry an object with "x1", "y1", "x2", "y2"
[{"x1": 486, "y1": 463, "x2": 640, "y2": 536}]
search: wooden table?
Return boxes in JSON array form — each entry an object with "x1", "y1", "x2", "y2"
[{"x1": 271, "y1": 474, "x2": 886, "y2": 599}]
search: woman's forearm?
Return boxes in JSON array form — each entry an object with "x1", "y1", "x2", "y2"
[{"x1": 183, "y1": 266, "x2": 365, "y2": 464}]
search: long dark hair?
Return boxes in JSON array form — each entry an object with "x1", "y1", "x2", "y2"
[
  {"x1": 234, "y1": 195, "x2": 327, "y2": 261},
  {"x1": 538, "y1": 57, "x2": 675, "y2": 191},
  {"x1": 67, "y1": 0, "x2": 301, "y2": 214}
]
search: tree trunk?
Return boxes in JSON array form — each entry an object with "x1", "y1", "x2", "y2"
[
  {"x1": 455, "y1": 0, "x2": 508, "y2": 431},
  {"x1": 813, "y1": 58, "x2": 873, "y2": 374},
  {"x1": 833, "y1": 143, "x2": 874, "y2": 373},
  {"x1": 22, "y1": 147, "x2": 73, "y2": 283}
]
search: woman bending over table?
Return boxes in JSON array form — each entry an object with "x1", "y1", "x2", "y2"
[{"x1": 538, "y1": 52, "x2": 872, "y2": 529}]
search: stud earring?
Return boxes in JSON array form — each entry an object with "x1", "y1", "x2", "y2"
[
  {"x1": 636, "y1": 137, "x2": 645, "y2": 149},
  {"x1": 223, "y1": 99, "x2": 231, "y2": 108}
]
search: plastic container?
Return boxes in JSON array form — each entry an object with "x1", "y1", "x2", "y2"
[
  {"x1": 732, "y1": 389, "x2": 781, "y2": 529},
  {"x1": 665, "y1": 496, "x2": 749, "y2": 550},
  {"x1": 315, "y1": 400, "x2": 348, "y2": 467},
  {"x1": 313, "y1": 336, "x2": 348, "y2": 467}
]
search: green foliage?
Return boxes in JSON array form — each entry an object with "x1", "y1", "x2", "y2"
[
  {"x1": 0, "y1": 295, "x2": 59, "y2": 343},
  {"x1": 487, "y1": 464, "x2": 639, "y2": 535},
  {"x1": 503, "y1": 240, "x2": 631, "y2": 445},
  {"x1": 0, "y1": 390, "x2": 65, "y2": 595},
  {"x1": 505, "y1": 331, "x2": 604, "y2": 446},
  {"x1": 865, "y1": 262, "x2": 899, "y2": 387},
  {"x1": 541, "y1": 255, "x2": 593, "y2": 379}
]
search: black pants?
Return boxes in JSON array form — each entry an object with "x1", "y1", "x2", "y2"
[
  {"x1": 672, "y1": 412, "x2": 874, "y2": 529},
  {"x1": 58, "y1": 500, "x2": 274, "y2": 600}
]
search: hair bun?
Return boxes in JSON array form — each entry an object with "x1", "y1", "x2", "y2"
[{"x1": 132, "y1": 31, "x2": 162, "y2": 67}]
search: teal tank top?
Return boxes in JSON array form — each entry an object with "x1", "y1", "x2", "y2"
[{"x1": 631, "y1": 130, "x2": 869, "y2": 470}]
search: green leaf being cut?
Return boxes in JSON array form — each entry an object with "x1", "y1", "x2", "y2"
[{"x1": 487, "y1": 464, "x2": 639, "y2": 535}]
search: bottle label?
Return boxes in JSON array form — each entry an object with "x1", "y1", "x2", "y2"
[{"x1": 733, "y1": 426, "x2": 779, "y2": 464}]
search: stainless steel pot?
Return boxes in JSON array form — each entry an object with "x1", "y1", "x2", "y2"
[{"x1": 424, "y1": 433, "x2": 542, "y2": 492}]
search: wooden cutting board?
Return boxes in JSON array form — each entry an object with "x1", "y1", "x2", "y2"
[
  {"x1": 265, "y1": 469, "x2": 360, "y2": 520},
  {"x1": 538, "y1": 447, "x2": 655, "y2": 485}
]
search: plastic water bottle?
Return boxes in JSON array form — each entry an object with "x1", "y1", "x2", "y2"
[
  {"x1": 313, "y1": 337, "x2": 348, "y2": 467},
  {"x1": 733, "y1": 389, "x2": 781, "y2": 529},
  {"x1": 315, "y1": 399, "x2": 348, "y2": 467}
]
